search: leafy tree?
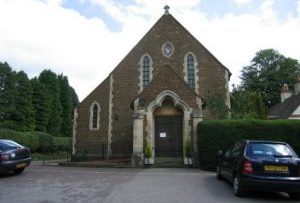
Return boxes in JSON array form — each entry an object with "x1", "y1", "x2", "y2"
[
  {"x1": 230, "y1": 86, "x2": 266, "y2": 119},
  {"x1": 0, "y1": 62, "x2": 16, "y2": 123},
  {"x1": 240, "y1": 49, "x2": 300, "y2": 108},
  {"x1": 13, "y1": 71, "x2": 34, "y2": 131},
  {"x1": 58, "y1": 74, "x2": 73, "y2": 136},
  {"x1": 31, "y1": 78, "x2": 50, "y2": 132},
  {"x1": 207, "y1": 92, "x2": 230, "y2": 119},
  {"x1": 39, "y1": 70, "x2": 62, "y2": 136}
]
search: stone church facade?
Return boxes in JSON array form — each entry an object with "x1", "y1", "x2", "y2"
[{"x1": 72, "y1": 7, "x2": 231, "y2": 166}]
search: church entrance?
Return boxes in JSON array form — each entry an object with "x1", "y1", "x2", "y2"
[{"x1": 154, "y1": 97, "x2": 183, "y2": 157}]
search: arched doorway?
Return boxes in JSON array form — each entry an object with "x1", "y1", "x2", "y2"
[{"x1": 154, "y1": 97, "x2": 183, "y2": 157}]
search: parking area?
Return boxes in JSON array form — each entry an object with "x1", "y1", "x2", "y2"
[{"x1": 0, "y1": 163, "x2": 294, "y2": 203}]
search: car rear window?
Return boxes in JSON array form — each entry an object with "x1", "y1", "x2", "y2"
[
  {"x1": 247, "y1": 143, "x2": 295, "y2": 157},
  {"x1": 0, "y1": 140, "x2": 22, "y2": 150}
]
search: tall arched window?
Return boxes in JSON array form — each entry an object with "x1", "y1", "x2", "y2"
[
  {"x1": 187, "y1": 54, "x2": 195, "y2": 89},
  {"x1": 183, "y1": 52, "x2": 199, "y2": 93},
  {"x1": 89, "y1": 102, "x2": 100, "y2": 130},
  {"x1": 139, "y1": 54, "x2": 153, "y2": 93},
  {"x1": 142, "y1": 55, "x2": 150, "y2": 87},
  {"x1": 92, "y1": 104, "x2": 98, "y2": 128}
]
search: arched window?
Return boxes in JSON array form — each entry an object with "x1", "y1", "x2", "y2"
[
  {"x1": 187, "y1": 54, "x2": 195, "y2": 89},
  {"x1": 183, "y1": 52, "x2": 199, "y2": 93},
  {"x1": 92, "y1": 104, "x2": 98, "y2": 128},
  {"x1": 139, "y1": 54, "x2": 153, "y2": 93},
  {"x1": 89, "y1": 102, "x2": 100, "y2": 130},
  {"x1": 142, "y1": 55, "x2": 150, "y2": 87}
]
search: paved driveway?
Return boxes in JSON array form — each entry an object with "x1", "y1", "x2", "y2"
[{"x1": 0, "y1": 163, "x2": 294, "y2": 203}]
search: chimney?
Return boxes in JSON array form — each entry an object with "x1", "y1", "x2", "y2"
[
  {"x1": 281, "y1": 83, "x2": 292, "y2": 102},
  {"x1": 294, "y1": 75, "x2": 300, "y2": 95}
]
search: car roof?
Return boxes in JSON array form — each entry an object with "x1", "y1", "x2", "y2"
[{"x1": 242, "y1": 139, "x2": 287, "y2": 145}]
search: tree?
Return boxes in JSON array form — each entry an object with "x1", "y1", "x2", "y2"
[
  {"x1": 39, "y1": 70, "x2": 62, "y2": 136},
  {"x1": 58, "y1": 74, "x2": 73, "y2": 136},
  {"x1": 69, "y1": 86, "x2": 79, "y2": 108},
  {"x1": 230, "y1": 86, "x2": 266, "y2": 119},
  {"x1": 31, "y1": 78, "x2": 50, "y2": 132},
  {"x1": 0, "y1": 62, "x2": 16, "y2": 124},
  {"x1": 13, "y1": 71, "x2": 34, "y2": 131},
  {"x1": 240, "y1": 49, "x2": 300, "y2": 108},
  {"x1": 207, "y1": 92, "x2": 230, "y2": 119}
]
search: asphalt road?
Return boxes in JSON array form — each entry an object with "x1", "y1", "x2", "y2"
[{"x1": 0, "y1": 163, "x2": 295, "y2": 203}]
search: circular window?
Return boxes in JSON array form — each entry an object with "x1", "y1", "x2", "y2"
[{"x1": 162, "y1": 42, "x2": 174, "y2": 57}]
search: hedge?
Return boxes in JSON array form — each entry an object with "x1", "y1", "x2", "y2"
[
  {"x1": 197, "y1": 119, "x2": 300, "y2": 171},
  {"x1": 0, "y1": 129, "x2": 71, "y2": 152}
]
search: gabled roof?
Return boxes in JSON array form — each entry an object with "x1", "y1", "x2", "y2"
[
  {"x1": 268, "y1": 94, "x2": 300, "y2": 119},
  {"x1": 111, "y1": 12, "x2": 231, "y2": 78}
]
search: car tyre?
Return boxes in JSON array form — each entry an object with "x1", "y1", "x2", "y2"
[
  {"x1": 289, "y1": 193, "x2": 300, "y2": 201},
  {"x1": 14, "y1": 168, "x2": 25, "y2": 174},
  {"x1": 233, "y1": 176, "x2": 246, "y2": 197},
  {"x1": 216, "y1": 166, "x2": 223, "y2": 180}
]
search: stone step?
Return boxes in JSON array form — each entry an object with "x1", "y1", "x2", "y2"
[{"x1": 154, "y1": 157, "x2": 186, "y2": 168}]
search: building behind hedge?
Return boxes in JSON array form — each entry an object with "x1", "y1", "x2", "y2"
[
  {"x1": 72, "y1": 7, "x2": 231, "y2": 165},
  {"x1": 268, "y1": 76, "x2": 300, "y2": 120}
]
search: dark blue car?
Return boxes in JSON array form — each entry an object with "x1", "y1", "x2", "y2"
[
  {"x1": 217, "y1": 140, "x2": 300, "y2": 200},
  {"x1": 0, "y1": 139, "x2": 31, "y2": 174}
]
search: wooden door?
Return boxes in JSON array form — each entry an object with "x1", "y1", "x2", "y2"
[{"x1": 155, "y1": 116, "x2": 183, "y2": 157}]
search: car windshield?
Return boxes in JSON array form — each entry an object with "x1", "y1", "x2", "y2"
[
  {"x1": 0, "y1": 140, "x2": 22, "y2": 150},
  {"x1": 248, "y1": 143, "x2": 295, "y2": 157}
]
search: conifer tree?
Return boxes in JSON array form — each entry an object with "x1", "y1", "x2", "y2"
[
  {"x1": 13, "y1": 71, "x2": 34, "y2": 131},
  {"x1": 58, "y1": 74, "x2": 72, "y2": 136},
  {"x1": 31, "y1": 78, "x2": 50, "y2": 132},
  {"x1": 0, "y1": 62, "x2": 16, "y2": 124},
  {"x1": 39, "y1": 70, "x2": 62, "y2": 136}
]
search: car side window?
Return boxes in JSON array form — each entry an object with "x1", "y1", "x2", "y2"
[
  {"x1": 224, "y1": 144, "x2": 235, "y2": 157},
  {"x1": 231, "y1": 142, "x2": 244, "y2": 157}
]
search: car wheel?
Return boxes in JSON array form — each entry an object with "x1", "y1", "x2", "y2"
[
  {"x1": 216, "y1": 166, "x2": 223, "y2": 180},
  {"x1": 14, "y1": 168, "x2": 25, "y2": 174},
  {"x1": 233, "y1": 176, "x2": 245, "y2": 197},
  {"x1": 289, "y1": 193, "x2": 300, "y2": 201}
]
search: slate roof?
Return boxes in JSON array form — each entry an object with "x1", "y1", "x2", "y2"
[{"x1": 268, "y1": 94, "x2": 300, "y2": 119}]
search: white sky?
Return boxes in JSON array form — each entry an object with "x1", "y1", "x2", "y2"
[{"x1": 0, "y1": 0, "x2": 300, "y2": 101}]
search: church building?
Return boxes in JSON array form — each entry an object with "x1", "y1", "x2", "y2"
[{"x1": 72, "y1": 6, "x2": 231, "y2": 166}]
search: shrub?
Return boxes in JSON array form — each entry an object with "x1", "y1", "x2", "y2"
[
  {"x1": 197, "y1": 119, "x2": 300, "y2": 171},
  {"x1": 144, "y1": 142, "x2": 152, "y2": 159},
  {"x1": 0, "y1": 128, "x2": 71, "y2": 153}
]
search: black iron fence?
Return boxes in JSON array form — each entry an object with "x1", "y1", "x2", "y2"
[{"x1": 38, "y1": 139, "x2": 132, "y2": 165}]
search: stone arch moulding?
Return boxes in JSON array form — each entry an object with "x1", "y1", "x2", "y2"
[
  {"x1": 146, "y1": 90, "x2": 190, "y2": 112},
  {"x1": 89, "y1": 101, "x2": 101, "y2": 131}
]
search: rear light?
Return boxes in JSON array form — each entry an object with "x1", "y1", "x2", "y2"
[
  {"x1": 1, "y1": 153, "x2": 10, "y2": 160},
  {"x1": 242, "y1": 160, "x2": 253, "y2": 174}
]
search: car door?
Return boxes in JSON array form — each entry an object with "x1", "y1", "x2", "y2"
[
  {"x1": 227, "y1": 141, "x2": 245, "y2": 181},
  {"x1": 220, "y1": 143, "x2": 235, "y2": 180}
]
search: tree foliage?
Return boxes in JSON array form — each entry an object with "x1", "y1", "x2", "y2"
[
  {"x1": 240, "y1": 49, "x2": 300, "y2": 108},
  {"x1": 13, "y1": 71, "x2": 34, "y2": 131},
  {"x1": 0, "y1": 62, "x2": 79, "y2": 136},
  {"x1": 206, "y1": 92, "x2": 230, "y2": 119},
  {"x1": 0, "y1": 62, "x2": 16, "y2": 122},
  {"x1": 231, "y1": 87, "x2": 266, "y2": 119},
  {"x1": 39, "y1": 70, "x2": 62, "y2": 136}
]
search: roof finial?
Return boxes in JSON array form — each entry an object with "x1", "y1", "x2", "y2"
[{"x1": 164, "y1": 5, "x2": 170, "y2": 15}]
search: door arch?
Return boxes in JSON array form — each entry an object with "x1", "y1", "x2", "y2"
[{"x1": 154, "y1": 97, "x2": 183, "y2": 157}]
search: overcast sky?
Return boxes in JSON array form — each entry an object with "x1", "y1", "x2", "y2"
[{"x1": 0, "y1": 0, "x2": 300, "y2": 101}]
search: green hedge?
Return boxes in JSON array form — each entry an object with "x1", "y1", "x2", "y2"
[
  {"x1": 0, "y1": 129, "x2": 71, "y2": 152},
  {"x1": 197, "y1": 119, "x2": 300, "y2": 171}
]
